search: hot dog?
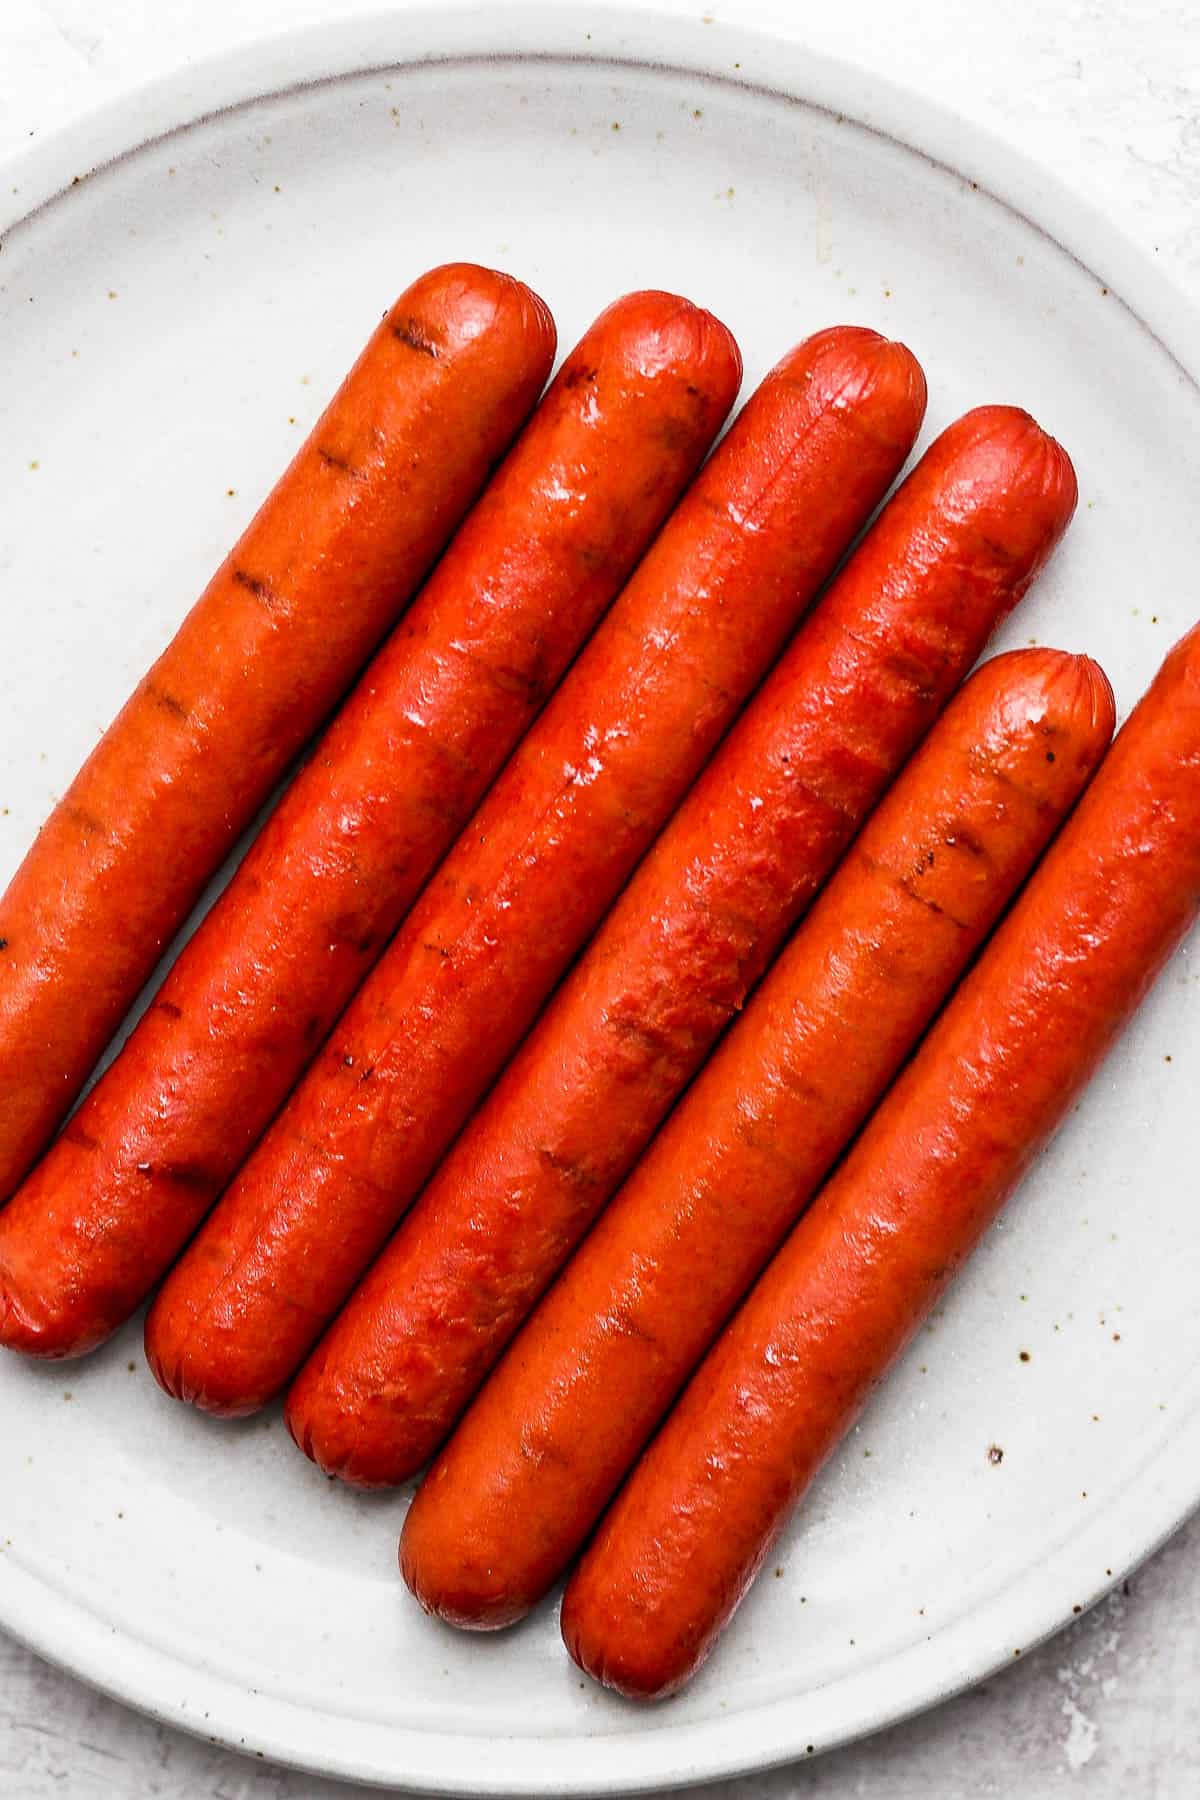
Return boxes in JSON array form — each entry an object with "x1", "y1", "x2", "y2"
[
  {"x1": 0, "y1": 292, "x2": 739, "y2": 1360},
  {"x1": 397, "y1": 644, "x2": 1105, "y2": 1628},
  {"x1": 295, "y1": 410, "x2": 1079, "y2": 1496},
  {"x1": 0, "y1": 264, "x2": 554, "y2": 1203},
  {"x1": 562, "y1": 622, "x2": 1200, "y2": 1700},
  {"x1": 142, "y1": 327, "x2": 927, "y2": 1411}
]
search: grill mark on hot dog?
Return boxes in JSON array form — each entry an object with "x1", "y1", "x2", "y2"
[
  {"x1": 159, "y1": 1161, "x2": 223, "y2": 1196},
  {"x1": 318, "y1": 447, "x2": 368, "y2": 480},
  {"x1": 451, "y1": 641, "x2": 552, "y2": 705},
  {"x1": 519, "y1": 1427, "x2": 572, "y2": 1470},
  {"x1": 841, "y1": 624, "x2": 942, "y2": 705},
  {"x1": 776, "y1": 763, "x2": 862, "y2": 830},
  {"x1": 609, "y1": 1307, "x2": 660, "y2": 1348},
  {"x1": 537, "y1": 1145, "x2": 602, "y2": 1190},
  {"x1": 608, "y1": 1012, "x2": 673, "y2": 1060},
  {"x1": 62, "y1": 804, "x2": 107, "y2": 839},
  {"x1": 393, "y1": 319, "x2": 440, "y2": 358},
  {"x1": 144, "y1": 683, "x2": 189, "y2": 722},
  {"x1": 945, "y1": 826, "x2": 991, "y2": 862},
  {"x1": 895, "y1": 875, "x2": 972, "y2": 929},
  {"x1": 231, "y1": 567, "x2": 280, "y2": 607}
]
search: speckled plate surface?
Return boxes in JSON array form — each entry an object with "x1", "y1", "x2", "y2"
[{"x1": 1, "y1": 5, "x2": 1199, "y2": 1792}]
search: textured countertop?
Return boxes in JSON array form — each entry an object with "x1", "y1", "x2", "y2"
[{"x1": 2, "y1": 1, "x2": 1198, "y2": 1794}]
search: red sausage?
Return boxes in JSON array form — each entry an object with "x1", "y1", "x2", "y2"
[
  {"x1": 396, "y1": 645, "x2": 1104, "y2": 1630},
  {"x1": 143, "y1": 327, "x2": 927, "y2": 1412},
  {"x1": 562, "y1": 623, "x2": 1200, "y2": 1700},
  {"x1": 0, "y1": 264, "x2": 554, "y2": 1202},
  {"x1": 295, "y1": 408, "x2": 1079, "y2": 1495},
  {"x1": 0, "y1": 292, "x2": 739, "y2": 1360}
]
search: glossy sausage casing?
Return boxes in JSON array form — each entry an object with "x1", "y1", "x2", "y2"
[
  {"x1": 0, "y1": 264, "x2": 554, "y2": 1203},
  {"x1": 298, "y1": 406, "x2": 1079, "y2": 1500},
  {"x1": 0, "y1": 291, "x2": 739, "y2": 1361},
  {"x1": 563, "y1": 624, "x2": 1200, "y2": 1700},
  {"x1": 144, "y1": 327, "x2": 927, "y2": 1413},
  {"x1": 397, "y1": 647, "x2": 1103, "y2": 1631}
]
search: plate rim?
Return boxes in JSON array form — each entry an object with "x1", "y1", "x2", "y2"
[{"x1": 1, "y1": 4, "x2": 1198, "y2": 1792}]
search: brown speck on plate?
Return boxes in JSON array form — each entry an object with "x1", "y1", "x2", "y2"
[{"x1": 987, "y1": 1444, "x2": 1004, "y2": 1465}]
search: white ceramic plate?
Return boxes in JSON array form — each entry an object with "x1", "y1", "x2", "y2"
[{"x1": 2, "y1": 6, "x2": 1198, "y2": 1792}]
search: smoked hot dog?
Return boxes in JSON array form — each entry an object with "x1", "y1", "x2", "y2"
[
  {"x1": 0, "y1": 263, "x2": 554, "y2": 1201},
  {"x1": 396, "y1": 644, "x2": 1105, "y2": 1626},
  {"x1": 144, "y1": 327, "x2": 927, "y2": 1411},
  {"x1": 563, "y1": 622, "x2": 1200, "y2": 1699},
  {"x1": 0, "y1": 291, "x2": 738, "y2": 1359},
  {"x1": 302, "y1": 409, "x2": 1079, "y2": 1502}
]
